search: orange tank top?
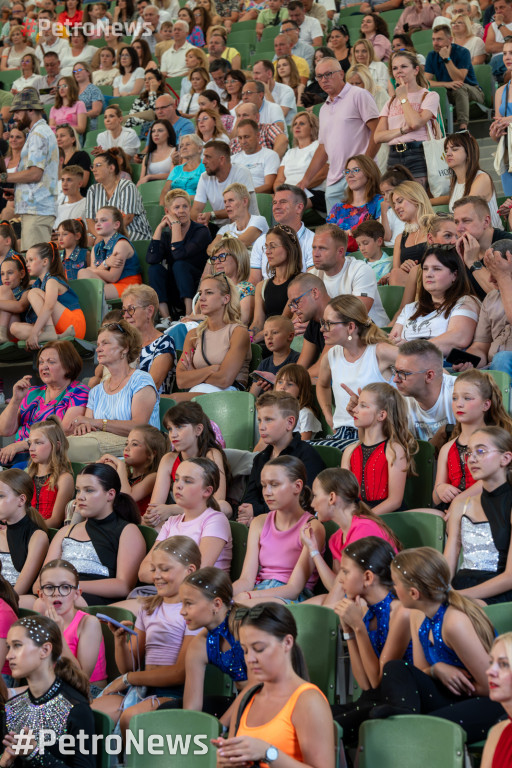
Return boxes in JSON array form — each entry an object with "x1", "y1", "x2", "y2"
[{"x1": 237, "y1": 682, "x2": 325, "y2": 767}]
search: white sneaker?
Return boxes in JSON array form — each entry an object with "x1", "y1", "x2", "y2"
[{"x1": 156, "y1": 317, "x2": 172, "y2": 331}]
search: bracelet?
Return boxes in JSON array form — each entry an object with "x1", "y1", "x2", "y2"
[
  {"x1": 123, "y1": 672, "x2": 130, "y2": 686},
  {"x1": 246, "y1": 591, "x2": 252, "y2": 600},
  {"x1": 310, "y1": 549, "x2": 320, "y2": 558},
  {"x1": 343, "y1": 632, "x2": 355, "y2": 641},
  {"x1": 430, "y1": 665, "x2": 437, "y2": 679}
]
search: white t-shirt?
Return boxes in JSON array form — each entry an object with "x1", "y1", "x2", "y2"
[
  {"x1": 60, "y1": 44, "x2": 97, "y2": 76},
  {"x1": 54, "y1": 198, "x2": 86, "y2": 228},
  {"x1": 251, "y1": 222, "x2": 314, "y2": 276},
  {"x1": 280, "y1": 141, "x2": 325, "y2": 191},
  {"x1": 310, "y1": 257, "x2": 389, "y2": 327},
  {"x1": 259, "y1": 99, "x2": 285, "y2": 125},
  {"x1": 491, "y1": 20, "x2": 512, "y2": 47},
  {"x1": 405, "y1": 373, "x2": 456, "y2": 440},
  {"x1": 298, "y1": 407, "x2": 322, "y2": 437},
  {"x1": 194, "y1": 165, "x2": 258, "y2": 224},
  {"x1": 298, "y1": 15, "x2": 323, "y2": 45},
  {"x1": 113, "y1": 67, "x2": 145, "y2": 95},
  {"x1": 232, "y1": 147, "x2": 281, "y2": 188},
  {"x1": 384, "y1": 207, "x2": 405, "y2": 247},
  {"x1": 218, "y1": 214, "x2": 269, "y2": 243},
  {"x1": 97, "y1": 127, "x2": 141, "y2": 157},
  {"x1": 396, "y1": 297, "x2": 480, "y2": 341},
  {"x1": 271, "y1": 82, "x2": 297, "y2": 126},
  {"x1": 462, "y1": 35, "x2": 486, "y2": 60}
]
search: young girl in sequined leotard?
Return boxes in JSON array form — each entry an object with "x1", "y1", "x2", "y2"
[
  {"x1": 341, "y1": 382, "x2": 418, "y2": 515},
  {"x1": 330, "y1": 537, "x2": 412, "y2": 746},
  {"x1": 444, "y1": 427, "x2": 512, "y2": 605},
  {"x1": 432, "y1": 371, "x2": 512, "y2": 516},
  {"x1": 369, "y1": 547, "x2": 504, "y2": 745}
]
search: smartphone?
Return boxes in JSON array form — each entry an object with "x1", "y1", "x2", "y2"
[
  {"x1": 96, "y1": 613, "x2": 137, "y2": 635},
  {"x1": 249, "y1": 371, "x2": 276, "y2": 385},
  {"x1": 446, "y1": 348, "x2": 481, "y2": 367}
]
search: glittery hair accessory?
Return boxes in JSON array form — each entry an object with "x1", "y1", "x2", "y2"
[
  {"x1": 187, "y1": 575, "x2": 218, "y2": 595},
  {"x1": 19, "y1": 618, "x2": 51, "y2": 644}
]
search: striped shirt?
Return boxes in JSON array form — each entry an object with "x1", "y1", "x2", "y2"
[
  {"x1": 85, "y1": 179, "x2": 152, "y2": 241},
  {"x1": 87, "y1": 369, "x2": 160, "y2": 428}
]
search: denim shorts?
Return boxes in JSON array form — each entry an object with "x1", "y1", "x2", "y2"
[{"x1": 255, "y1": 579, "x2": 313, "y2": 604}]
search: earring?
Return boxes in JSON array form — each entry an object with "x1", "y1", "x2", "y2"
[{"x1": 347, "y1": 335, "x2": 352, "y2": 341}]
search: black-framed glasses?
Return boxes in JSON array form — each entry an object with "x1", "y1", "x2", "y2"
[
  {"x1": 288, "y1": 288, "x2": 313, "y2": 311},
  {"x1": 320, "y1": 319, "x2": 345, "y2": 331},
  {"x1": 101, "y1": 322, "x2": 127, "y2": 334},
  {"x1": 315, "y1": 70, "x2": 340, "y2": 82},
  {"x1": 40, "y1": 584, "x2": 77, "y2": 597},
  {"x1": 208, "y1": 253, "x2": 228, "y2": 264},
  {"x1": 120, "y1": 305, "x2": 142, "y2": 317},
  {"x1": 390, "y1": 366, "x2": 430, "y2": 381}
]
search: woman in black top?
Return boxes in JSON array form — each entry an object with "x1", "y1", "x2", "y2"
[
  {"x1": 250, "y1": 225, "x2": 302, "y2": 347},
  {"x1": 389, "y1": 180, "x2": 434, "y2": 287},
  {"x1": 147, "y1": 187, "x2": 212, "y2": 323},
  {"x1": 2, "y1": 615, "x2": 95, "y2": 768}
]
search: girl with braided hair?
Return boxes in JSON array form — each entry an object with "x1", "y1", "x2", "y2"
[{"x1": 10, "y1": 242, "x2": 86, "y2": 348}]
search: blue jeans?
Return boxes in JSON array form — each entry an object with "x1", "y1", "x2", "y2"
[
  {"x1": 490, "y1": 351, "x2": 512, "y2": 378},
  {"x1": 502, "y1": 172, "x2": 512, "y2": 197}
]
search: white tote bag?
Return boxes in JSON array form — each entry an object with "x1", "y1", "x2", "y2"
[{"x1": 424, "y1": 119, "x2": 451, "y2": 198}]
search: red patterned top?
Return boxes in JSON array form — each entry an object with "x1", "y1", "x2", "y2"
[
  {"x1": 447, "y1": 439, "x2": 476, "y2": 492},
  {"x1": 350, "y1": 440, "x2": 388, "y2": 506}
]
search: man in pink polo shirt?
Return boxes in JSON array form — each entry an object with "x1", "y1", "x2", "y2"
[{"x1": 297, "y1": 57, "x2": 380, "y2": 213}]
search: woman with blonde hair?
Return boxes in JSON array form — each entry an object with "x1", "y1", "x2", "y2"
[
  {"x1": 347, "y1": 64, "x2": 388, "y2": 109},
  {"x1": 327, "y1": 154, "x2": 383, "y2": 251},
  {"x1": 50, "y1": 75, "x2": 87, "y2": 135},
  {"x1": 196, "y1": 108, "x2": 230, "y2": 145},
  {"x1": 181, "y1": 67, "x2": 210, "y2": 119},
  {"x1": 388, "y1": 180, "x2": 434, "y2": 287},
  {"x1": 314, "y1": 294, "x2": 398, "y2": 450},
  {"x1": 11, "y1": 52, "x2": 39, "y2": 93},
  {"x1": 482, "y1": 633, "x2": 512, "y2": 767},
  {"x1": 274, "y1": 112, "x2": 327, "y2": 210},
  {"x1": 209, "y1": 182, "x2": 269, "y2": 253},
  {"x1": 275, "y1": 55, "x2": 304, "y2": 102},
  {"x1": 208, "y1": 234, "x2": 255, "y2": 326},
  {"x1": 0, "y1": 25, "x2": 33, "y2": 71},
  {"x1": 375, "y1": 51, "x2": 439, "y2": 185},
  {"x1": 249, "y1": 225, "x2": 303, "y2": 345},
  {"x1": 180, "y1": 47, "x2": 210, "y2": 96},
  {"x1": 351, "y1": 38, "x2": 390, "y2": 92},
  {"x1": 451, "y1": 14, "x2": 486, "y2": 64},
  {"x1": 174, "y1": 273, "x2": 251, "y2": 400}
]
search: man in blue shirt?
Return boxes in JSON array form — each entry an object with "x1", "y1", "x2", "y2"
[
  {"x1": 425, "y1": 24, "x2": 485, "y2": 130},
  {"x1": 145, "y1": 94, "x2": 194, "y2": 149}
]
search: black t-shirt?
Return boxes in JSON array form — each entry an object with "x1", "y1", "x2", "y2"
[
  {"x1": 304, "y1": 319, "x2": 325, "y2": 357},
  {"x1": 466, "y1": 228, "x2": 508, "y2": 301},
  {"x1": 257, "y1": 350, "x2": 299, "y2": 375}
]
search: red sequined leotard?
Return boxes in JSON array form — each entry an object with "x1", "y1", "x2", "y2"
[{"x1": 350, "y1": 440, "x2": 388, "y2": 508}]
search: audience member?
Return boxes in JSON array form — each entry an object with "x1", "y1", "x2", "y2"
[{"x1": 232, "y1": 119, "x2": 280, "y2": 194}]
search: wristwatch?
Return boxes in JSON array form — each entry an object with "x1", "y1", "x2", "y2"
[
  {"x1": 265, "y1": 747, "x2": 279, "y2": 763},
  {"x1": 443, "y1": 56, "x2": 451, "y2": 62},
  {"x1": 400, "y1": 97, "x2": 408, "y2": 104},
  {"x1": 102, "y1": 418, "x2": 108, "y2": 431},
  {"x1": 469, "y1": 260, "x2": 483, "y2": 273},
  {"x1": 122, "y1": 673, "x2": 130, "y2": 686}
]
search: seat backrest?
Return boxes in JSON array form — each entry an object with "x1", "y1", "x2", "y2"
[
  {"x1": 68, "y1": 278, "x2": 104, "y2": 342},
  {"x1": 381, "y1": 510, "x2": 445, "y2": 552},
  {"x1": 139, "y1": 524, "x2": 158, "y2": 553},
  {"x1": 483, "y1": 602, "x2": 512, "y2": 634},
  {"x1": 229, "y1": 520, "x2": 248, "y2": 582},
  {"x1": 403, "y1": 440, "x2": 435, "y2": 509},
  {"x1": 377, "y1": 285, "x2": 405, "y2": 321},
  {"x1": 83, "y1": 605, "x2": 136, "y2": 682},
  {"x1": 358, "y1": 715, "x2": 466, "y2": 768},
  {"x1": 133, "y1": 240, "x2": 151, "y2": 285},
  {"x1": 159, "y1": 396, "x2": 177, "y2": 429},
  {"x1": 256, "y1": 193, "x2": 274, "y2": 227},
  {"x1": 93, "y1": 710, "x2": 114, "y2": 768},
  {"x1": 191, "y1": 392, "x2": 256, "y2": 451},
  {"x1": 287, "y1": 604, "x2": 339, "y2": 704},
  {"x1": 125, "y1": 710, "x2": 220, "y2": 768},
  {"x1": 312, "y1": 444, "x2": 343, "y2": 468}
]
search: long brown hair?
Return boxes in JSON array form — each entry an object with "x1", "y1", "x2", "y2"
[
  {"x1": 392, "y1": 547, "x2": 495, "y2": 652},
  {"x1": 444, "y1": 131, "x2": 492, "y2": 198},
  {"x1": 0, "y1": 469, "x2": 48, "y2": 533},
  {"x1": 266, "y1": 225, "x2": 303, "y2": 281},
  {"x1": 452, "y1": 370, "x2": 512, "y2": 438},
  {"x1": 344, "y1": 154, "x2": 381, "y2": 206},
  {"x1": 411, "y1": 245, "x2": 475, "y2": 321},
  {"x1": 27, "y1": 416, "x2": 72, "y2": 491}
]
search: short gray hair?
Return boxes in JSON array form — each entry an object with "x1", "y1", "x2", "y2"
[{"x1": 180, "y1": 132, "x2": 203, "y2": 151}]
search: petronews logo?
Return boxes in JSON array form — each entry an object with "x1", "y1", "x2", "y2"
[
  {"x1": 37, "y1": 18, "x2": 153, "y2": 37},
  {"x1": 37, "y1": 730, "x2": 211, "y2": 756}
]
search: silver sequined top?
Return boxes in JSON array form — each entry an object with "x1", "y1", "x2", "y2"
[
  {"x1": 460, "y1": 515, "x2": 500, "y2": 572},
  {"x1": 61, "y1": 537, "x2": 109, "y2": 577},
  {"x1": 0, "y1": 552, "x2": 20, "y2": 586}
]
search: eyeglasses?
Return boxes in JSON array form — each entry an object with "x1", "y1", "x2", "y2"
[
  {"x1": 40, "y1": 584, "x2": 77, "y2": 597},
  {"x1": 320, "y1": 319, "x2": 345, "y2": 331},
  {"x1": 344, "y1": 167, "x2": 361, "y2": 176},
  {"x1": 208, "y1": 253, "x2": 228, "y2": 263},
  {"x1": 463, "y1": 448, "x2": 503, "y2": 460},
  {"x1": 390, "y1": 366, "x2": 430, "y2": 381},
  {"x1": 288, "y1": 288, "x2": 313, "y2": 311},
  {"x1": 315, "y1": 70, "x2": 340, "y2": 82},
  {"x1": 101, "y1": 322, "x2": 127, "y2": 334},
  {"x1": 242, "y1": 90, "x2": 259, "y2": 96},
  {"x1": 121, "y1": 305, "x2": 142, "y2": 317},
  {"x1": 72, "y1": 68, "x2": 84, "y2": 74},
  {"x1": 264, "y1": 243, "x2": 283, "y2": 252},
  {"x1": 58, "y1": 83, "x2": 69, "y2": 89}
]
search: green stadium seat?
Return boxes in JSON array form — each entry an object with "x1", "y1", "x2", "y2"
[
  {"x1": 203, "y1": 663, "x2": 234, "y2": 698},
  {"x1": 260, "y1": 26, "x2": 282, "y2": 45},
  {"x1": 473, "y1": 64, "x2": 495, "y2": 118},
  {"x1": 357, "y1": 715, "x2": 466, "y2": 768},
  {"x1": 381, "y1": 510, "x2": 445, "y2": 552},
  {"x1": 483, "y1": 601, "x2": 512, "y2": 634},
  {"x1": 166, "y1": 76, "x2": 183, "y2": 94},
  {"x1": 430, "y1": 86, "x2": 454, "y2": 134},
  {"x1": 84, "y1": 129, "x2": 102, "y2": 150},
  {"x1": 256, "y1": 192, "x2": 273, "y2": 226},
  {"x1": 159, "y1": 396, "x2": 177, "y2": 428},
  {"x1": 229, "y1": 520, "x2": 248, "y2": 581},
  {"x1": 312, "y1": 444, "x2": 343, "y2": 468},
  {"x1": 287, "y1": 604, "x2": 339, "y2": 704},
  {"x1": 403, "y1": 440, "x2": 435, "y2": 509},
  {"x1": 89, "y1": 38, "x2": 106, "y2": 48},
  {"x1": 83, "y1": 605, "x2": 136, "y2": 682},
  {"x1": 377, "y1": 285, "x2": 404, "y2": 321},
  {"x1": 191, "y1": 391, "x2": 256, "y2": 451},
  {"x1": 131, "y1": 162, "x2": 142, "y2": 183},
  {"x1": 93, "y1": 711, "x2": 114, "y2": 768},
  {"x1": 98, "y1": 85, "x2": 113, "y2": 97},
  {"x1": 110, "y1": 95, "x2": 139, "y2": 112},
  {"x1": 139, "y1": 180, "x2": 168, "y2": 205},
  {"x1": 230, "y1": 19, "x2": 257, "y2": 30},
  {"x1": 249, "y1": 341, "x2": 263, "y2": 373},
  {"x1": 0, "y1": 70, "x2": 21, "y2": 90},
  {"x1": 124, "y1": 710, "x2": 220, "y2": 768},
  {"x1": 133, "y1": 239, "x2": 151, "y2": 285},
  {"x1": 139, "y1": 524, "x2": 158, "y2": 553},
  {"x1": 145, "y1": 203, "x2": 165, "y2": 233},
  {"x1": 380, "y1": 8, "x2": 403, "y2": 26}
]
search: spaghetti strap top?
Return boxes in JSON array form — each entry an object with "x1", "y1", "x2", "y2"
[
  {"x1": 446, "y1": 439, "x2": 475, "y2": 492},
  {"x1": 63, "y1": 610, "x2": 107, "y2": 683},
  {"x1": 237, "y1": 682, "x2": 325, "y2": 766},
  {"x1": 350, "y1": 440, "x2": 389, "y2": 506},
  {"x1": 399, "y1": 233, "x2": 427, "y2": 265}
]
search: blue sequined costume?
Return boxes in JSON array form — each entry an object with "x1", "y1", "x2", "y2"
[
  {"x1": 206, "y1": 617, "x2": 247, "y2": 682},
  {"x1": 418, "y1": 603, "x2": 465, "y2": 668},
  {"x1": 363, "y1": 591, "x2": 413, "y2": 663}
]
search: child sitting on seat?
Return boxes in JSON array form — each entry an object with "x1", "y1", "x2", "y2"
[
  {"x1": 353, "y1": 220, "x2": 392, "y2": 282},
  {"x1": 249, "y1": 316, "x2": 299, "y2": 398},
  {"x1": 57, "y1": 218, "x2": 88, "y2": 281},
  {"x1": 0, "y1": 253, "x2": 29, "y2": 344},
  {"x1": 27, "y1": 416, "x2": 74, "y2": 529}
]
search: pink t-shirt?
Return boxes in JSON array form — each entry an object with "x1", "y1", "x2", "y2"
[
  {"x1": 0, "y1": 600, "x2": 17, "y2": 675},
  {"x1": 257, "y1": 510, "x2": 318, "y2": 590},
  {"x1": 329, "y1": 516, "x2": 398, "y2": 563},
  {"x1": 367, "y1": 33, "x2": 391, "y2": 62},
  {"x1": 63, "y1": 609, "x2": 107, "y2": 683},
  {"x1": 379, "y1": 89, "x2": 440, "y2": 145},
  {"x1": 318, "y1": 83, "x2": 380, "y2": 186},
  {"x1": 135, "y1": 601, "x2": 199, "y2": 666},
  {"x1": 49, "y1": 100, "x2": 86, "y2": 131},
  {"x1": 156, "y1": 507, "x2": 232, "y2": 572}
]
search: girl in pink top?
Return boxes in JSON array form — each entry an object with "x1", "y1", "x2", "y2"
[
  {"x1": 49, "y1": 76, "x2": 87, "y2": 136},
  {"x1": 37, "y1": 559, "x2": 107, "y2": 691},
  {"x1": 301, "y1": 468, "x2": 400, "y2": 607},
  {"x1": 233, "y1": 456, "x2": 325, "y2": 605},
  {"x1": 92, "y1": 536, "x2": 202, "y2": 739}
]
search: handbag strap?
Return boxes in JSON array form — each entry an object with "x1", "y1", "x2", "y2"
[{"x1": 201, "y1": 330, "x2": 212, "y2": 367}]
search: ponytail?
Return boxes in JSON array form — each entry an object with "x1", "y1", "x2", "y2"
[
  {"x1": 78, "y1": 464, "x2": 141, "y2": 524},
  {"x1": 54, "y1": 656, "x2": 91, "y2": 700},
  {"x1": 112, "y1": 491, "x2": 141, "y2": 524},
  {"x1": 0, "y1": 469, "x2": 48, "y2": 533},
  {"x1": 446, "y1": 589, "x2": 495, "y2": 652}
]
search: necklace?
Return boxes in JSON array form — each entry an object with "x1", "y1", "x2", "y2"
[{"x1": 107, "y1": 370, "x2": 131, "y2": 393}]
